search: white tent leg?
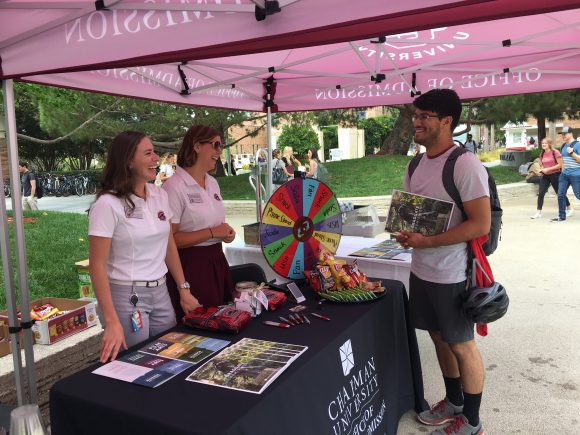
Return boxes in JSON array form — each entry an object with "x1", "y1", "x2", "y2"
[
  {"x1": 2, "y1": 79, "x2": 38, "y2": 404},
  {"x1": 266, "y1": 106, "x2": 273, "y2": 199}
]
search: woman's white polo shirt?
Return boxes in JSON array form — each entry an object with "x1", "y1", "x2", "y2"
[
  {"x1": 88, "y1": 184, "x2": 173, "y2": 282},
  {"x1": 162, "y1": 166, "x2": 225, "y2": 247}
]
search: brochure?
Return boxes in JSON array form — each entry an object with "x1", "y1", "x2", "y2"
[
  {"x1": 92, "y1": 332, "x2": 231, "y2": 388},
  {"x1": 385, "y1": 189, "x2": 455, "y2": 236},
  {"x1": 186, "y1": 338, "x2": 307, "y2": 394},
  {"x1": 348, "y1": 239, "x2": 412, "y2": 261}
]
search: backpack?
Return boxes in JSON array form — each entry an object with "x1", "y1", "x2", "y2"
[
  {"x1": 36, "y1": 177, "x2": 44, "y2": 199},
  {"x1": 272, "y1": 166, "x2": 288, "y2": 184},
  {"x1": 315, "y1": 162, "x2": 330, "y2": 183},
  {"x1": 408, "y1": 147, "x2": 502, "y2": 256}
]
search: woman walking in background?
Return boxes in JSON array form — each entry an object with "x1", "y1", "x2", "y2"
[
  {"x1": 531, "y1": 137, "x2": 573, "y2": 219},
  {"x1": 89, "y1": 131, "x2": 199, "y2": 363},
  {"x1": 162, "y1": 125, "x2": 236, "y2": 320},
  {"x1": 158, "y1": 153, "x2": 176, "y2": 183}
]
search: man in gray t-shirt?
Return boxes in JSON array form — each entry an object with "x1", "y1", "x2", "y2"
[
  {"x1": 395, "y1": 89, "x2": 490, "y2": 435},
  {"x1": 463, "y1": 134, "x2": 477, "y2": 153}
]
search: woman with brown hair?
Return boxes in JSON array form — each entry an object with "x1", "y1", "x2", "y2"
[
  {"x1": 89, "y1": 131, "x2": 199, "y2": 363},
  {"x1": 530, "y1": 137, "x2": 573, "y2": 219},
  {"x1": 162, "y1": 125, "x2": 236, "y2": 320}
]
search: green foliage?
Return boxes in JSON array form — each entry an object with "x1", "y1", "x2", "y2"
[
  {"x1": 276, "y1": 124, "x2": 320, "y2": 158},
  {"x1": 0, "y1": 211, "x2": 89, "y2": 310},
  {"x1": 358, "y1": 116, "x2": 395, "y2": 155},
  {"x1": 321, "y1": 126, "x2": 338, "y2": 161}
]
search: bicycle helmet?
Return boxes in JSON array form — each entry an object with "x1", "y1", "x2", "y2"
[{"x1": 463, "y1": 282, "x2": 509, "y2": 323}]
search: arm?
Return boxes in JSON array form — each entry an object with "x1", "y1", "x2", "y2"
[
  {"x1": 172, "y1": 222, "x2": 236, "y2": 249},
  {"x1": 396, "y1": 196, "x2": 491, "y2": 249},
  {"x1": 30, "y1": 179, "x2": 36, "y2": 198},
  {"x1": 568, "y1": 145, "x2": 580, "y2": 163},
  {"x1": 159, "y1": 165, "x2": 171, "y2": 182},
  {"x1": 165, "y1": 230, "x2": 201, "y2": 314},
  {"x1": 89, "y1": 235, "x2": 127, "y2": 363}
]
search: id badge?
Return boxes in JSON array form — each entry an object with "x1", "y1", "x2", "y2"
[{"x1": 131, "y1": 309, "x2": 143, "y2": 332}]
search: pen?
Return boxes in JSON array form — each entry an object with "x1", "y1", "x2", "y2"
[
  {"x1": 263, "y1": 321, "x2": 290, "y2": 329},
  {"x1": 311, "y1": 312, "x2": 331, "y2": 321},
  {"x1": 290, "y1": 313, "x2": 303, "y2": 324},
  {"x1": 301, "y1": 314, "x2": 311, "y2": 324},
  {"x1": 279, "y1": 316, "x2": 294, "y2": 326}
]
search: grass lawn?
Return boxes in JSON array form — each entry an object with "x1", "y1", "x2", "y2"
[
  {"x1": 0, "y1": 153, "x2": 523, "y2": 310},
  {"x1": 218, "y1": 153, "x2": 523, "y2": 199},
  {"x1": 0, "y1": 211, "x2": 89, "y2": 310}
]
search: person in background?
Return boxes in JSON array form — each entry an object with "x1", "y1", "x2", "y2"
[
  {"x1": 89, "y1": 131, "x2": 199, "y2": 363},
  {"x1": 282, "y1": 146, "x2": 301, "y2": 175},
  {"x1": 230, "y1": 157, "x2": 237, "y2": 176},
  {"x1": 305, "y1": 148, "x2": 320, "y2": 178},
  {"x1": 415, "y1": 143, "x2": 427, "y2": 156},
  {"x1": 530, "y1": 138, "x2": 572, "y2": 219},
  {"x1": 272, "y1": 149, "x2": 290, "y2": 187},
  {"x1": 18, "y1": 161, "x2": 39, "y2": 210},
  {"x1": 162, "y1": 125, "x2": 236, "y2": 320},
  {"x1": 552, "y1": 126, "x2": 580, "y2": 222},
  {"x1": 396, "y1": 89, "x2": 489, "y2": 435},
  {"x1": 158, "y1": 153, "x2": 176, "y2": 183},
  {"x1": 463, "y1": 134, "x2": 477, "y2": 153}
]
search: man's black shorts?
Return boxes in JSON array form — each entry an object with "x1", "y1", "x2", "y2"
[{"x1": 409, "y1": 272, "x2": 474, "y2": 343}]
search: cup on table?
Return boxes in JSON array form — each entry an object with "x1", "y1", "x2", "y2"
[{"x1": 9, "y1": 404, "x2": 47, "y2": 435}]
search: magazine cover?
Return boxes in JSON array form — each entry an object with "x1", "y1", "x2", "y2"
[
  {"x1": 385, "y1": 190, "x2": 455, "y2": 236},
  {"x1": 186, "y1": 338, "x2": 308, "y2": 394},
  {"x1": 348, "y1": 239, "x2": 412, "y2": 260},
  {"x1": 92, "y1": 332, "x2": 231, "y2": 388}
]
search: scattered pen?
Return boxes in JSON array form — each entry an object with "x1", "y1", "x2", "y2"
[
  {"x1": 311, "y1": 312, "x2": 331, "y2": 321},
  {"x1": 279, "y1": 316, "x2": 294, "y2": 326},
  {"x1": 290, "y1": 313, "x2": 303, "y2": 324},
  {"x1": 301, "y1": 314, "x2": 311, "y2": 324},
  {"x1": 263, "y1": 321, "x2": 290, "y2": 329}
]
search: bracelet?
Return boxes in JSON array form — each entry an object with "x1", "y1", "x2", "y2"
[{"x1": 209, "y1": 228, "x2": 214, "y2": 238}]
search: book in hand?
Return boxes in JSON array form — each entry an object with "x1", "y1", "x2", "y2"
[
  {"x1": 385, "y1": 189, "x2": 455, "y2": 236},
  {"x1": 92, "y1": 332, "x2": 230, "y2": 388}
]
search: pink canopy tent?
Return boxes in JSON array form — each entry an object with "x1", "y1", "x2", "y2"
[{"x1": 1, "y1": 0, "x2": 579, "y2": 408}]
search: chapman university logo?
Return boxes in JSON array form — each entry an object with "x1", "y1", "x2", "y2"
[
  {"x1": 328, "y1": 339, "x2": 386, "y2": 434},
  {"x1": 340, "y1": 339, "x2": 354, "y2": 376}
]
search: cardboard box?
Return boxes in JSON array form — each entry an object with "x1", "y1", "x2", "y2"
[
  {"x1": 0, "y1": 298, "x2": 98, "y2": 345},
  {"x1": 75, "y1": 259, "x2": 94, "y2": 298},
  {"x1": 0, "y1": 323, "x2": 26, "y2": 358}
]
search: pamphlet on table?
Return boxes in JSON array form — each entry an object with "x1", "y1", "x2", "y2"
[
  {"x1": 385, "y1": 189, "x2": 454, "y2": 236},
  {"x1": 348, "y1": 239, "x2": 412, "y2": 261},
  {"x1": 186, "y1": 338, "x2": 308, "y2": 394},
  {"x1": 92, "y1": 332, "x2": 230, "y2": 388}
]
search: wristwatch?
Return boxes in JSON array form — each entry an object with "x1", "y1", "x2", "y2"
[{"x1": 178, "y1": 281, "x2": 191, "y2": 290}]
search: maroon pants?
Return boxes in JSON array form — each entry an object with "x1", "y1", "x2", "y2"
[{"x1": 166, "y1": 242, "x2": 234, "y2": 321}]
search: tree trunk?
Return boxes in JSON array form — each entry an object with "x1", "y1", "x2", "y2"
[
  {"x1": 536, "y1": 116, "x2": 546, "y2": 142},
  {"x1": 377, "y1": 104, "x2": 415, "y2": 155}
]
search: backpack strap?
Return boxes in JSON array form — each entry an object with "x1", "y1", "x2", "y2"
[
  {"x1": 407, "y1": 153, "x2": 424, "y2": 180},
  {"x1": 442, "y1": 147, "x2": 469, "y2": 220}
]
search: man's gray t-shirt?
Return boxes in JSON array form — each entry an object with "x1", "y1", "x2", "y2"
[{"x1": 404, "y1": 146, "x2": 489, "y2": 284}]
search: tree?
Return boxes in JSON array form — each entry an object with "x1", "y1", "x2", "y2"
[
  {"x1": 476, "y1": 90, "x2": 580, "y2": 140},
  {"x1": 377, "y1": 104, "x2": 416, "y2": 155},
  {"x1": 277, "y1": 124, "x2": 319, "y2": 158},
  {"x1": 357, "y1": 115, "x2": 395, "y2": 155}
]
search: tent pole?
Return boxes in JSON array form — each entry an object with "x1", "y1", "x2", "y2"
[
  {"x1": 2, "y1": 79, "x2": 38, "y2": 404},
  {"x1": 266, "y1": 106, "x2": 273, "y2": 199},
  {"x1": 0, "y1": 85, "x2": 26, "y2": 406}
]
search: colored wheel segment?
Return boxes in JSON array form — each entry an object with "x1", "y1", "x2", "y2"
[{"x1": 259, "y1": 178, "x2": 342, "y2": 279}]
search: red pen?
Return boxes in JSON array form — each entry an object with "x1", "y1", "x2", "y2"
[
  {"x1": 263, "y1": 321, "x2": 290, "y2": 328},
  {"x1": 279, "y1": 316, "x2": 295, "y2": 326},
  {"x1": 301, "y1": 314, "x2": 311, "y2": 324},
  {"x1": 311, "y1": 312, "x2": 330, "y2": 321}
]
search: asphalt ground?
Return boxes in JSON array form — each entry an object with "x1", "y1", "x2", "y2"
[{"x1": 5, "y1": 188, "x2": 580, "y2": 434}]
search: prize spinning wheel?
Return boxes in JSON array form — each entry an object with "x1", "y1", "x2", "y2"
[{"x1": 259, "y1": 178, "x2": 342, "y2": 279}]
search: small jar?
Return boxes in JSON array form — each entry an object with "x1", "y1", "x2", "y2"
[
  {"x1": 234, "y1": 281, "x2": 258, "y2": 300},
  {"x1": 234, "y1": 281, "x2": 262, "y2": 317}
]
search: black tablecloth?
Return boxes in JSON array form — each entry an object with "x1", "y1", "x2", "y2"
[{"x1": 50, "y1": 280, "x2": 427, "y2": 435}]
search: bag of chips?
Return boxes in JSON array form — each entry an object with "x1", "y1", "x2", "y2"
[{"x1": 182, "y1": 306, "x2": 251, "y2": 334}]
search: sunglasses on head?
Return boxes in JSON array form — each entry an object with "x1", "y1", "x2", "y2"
[{"x1": 201, "y1": 140, "x2": 223, "y2": 151}]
